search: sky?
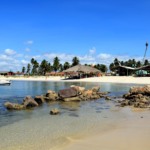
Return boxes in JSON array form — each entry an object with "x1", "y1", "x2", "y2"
[{"x1": 0, "y1": 0, "x2": 150, "y2": 71}]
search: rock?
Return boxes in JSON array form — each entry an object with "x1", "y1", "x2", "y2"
[
  {"x1": 34, "y1": 95, "x2": 44, "y2": 104},
  {"x1": 4, "y1": 102, "x2": 24, "y2": 110},
  {"x1": 129, "y1": 85, "x2": 150, "y2": 95},
  {"x1": 50, "y1": 108, "x2": 60, "y2": 115},
  {"x1": 92, "y1": 86, "x2": 100, "y2": 93},
  {"x1": 105, "y1": 96, "x2": 111, "y2": 100},
  {"x1": 70, "y1": 85, "x2": 85, "y2": 94},
  {"x1": 63, "y1": 96, "x2": 81, "y2": 102},
  {"x1": 45, "y1": 90, "x2": 59, "y2": 101},
  {"x1": 23, "y1": 96, "x2": 39, "y2": 108},
  {"x1": 46, "y1": 90, "x2": 57, "y2": 97},
  {"x1": 58, "y1": 87, "x2": 78, "y2": 99}
]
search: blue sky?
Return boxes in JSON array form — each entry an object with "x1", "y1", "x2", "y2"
[{"x1": 0, "y1": 0, "x2": 150, "y2": 71}]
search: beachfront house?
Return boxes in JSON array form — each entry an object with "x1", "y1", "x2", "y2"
[{"x1": 117, "y1": 65, "x2": 150, "y2": 76}]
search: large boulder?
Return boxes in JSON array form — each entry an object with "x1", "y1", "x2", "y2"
[
  {"x1": 58, "y1": 87, "x2": 78, "y2": 99},
  {"x1": 70, "y1": 85, "x2": 85, "y2": 94},
  {"x1": 23, "y1": 96, "x2": 39, "y2": 108},
  {"x1": 4, "y1": 102, "x2": 24, "y2": 110}
]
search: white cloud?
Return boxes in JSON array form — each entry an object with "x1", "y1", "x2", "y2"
[
  {"x1": 89, "y1": 47, "x2": 96, "y2": 55},
  {"x1": 0, "y1": 46, "x2": 149, "y2": 72},
  {"x1": 25, "y1": 40, "x2": 34, "y2": 45},
  {"x1": 25, "y1": 48, "x2": 30, "y2": 52},
  {"x1": 5, "y1": 49, "x2": 16, "y2": 55},
  {"x1": 97, "y1": 53, "x2": 111, "y2": 60}
]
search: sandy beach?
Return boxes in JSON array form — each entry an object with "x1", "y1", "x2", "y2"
[
  {"x1": 63, "y1": 109, "x2": 150, "y2": 150},
  {"x1": 1, "y1": 76, "x2": 150, "y2": 150},
  {"x1": 0, "y1": 76, "x2": 150, "y2": 84}
]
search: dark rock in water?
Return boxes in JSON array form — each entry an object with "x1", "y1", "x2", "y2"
[
  {"x1": 23, "y1": 96, "x2": 39, "y2": 108},
  {"x1": 34, "y1": 95, "x2": 44, "y2": 104},
  {"x1": 58, "y1": 87, "x2": 78, "y2": 99},
  {"x1": 4, "y1": 102, "x2": 24, "y2": 110},
  {"x1": 50, "y1": 108, "x2": 60, "y2": 115}
]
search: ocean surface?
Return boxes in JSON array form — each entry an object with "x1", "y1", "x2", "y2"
[{"x1": 0, "y1": 81, "x2": 137, "y2": 150}]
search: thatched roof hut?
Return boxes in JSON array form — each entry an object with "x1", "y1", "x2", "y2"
[{"x1": 64, "y1": 64, "x2": 101, "y2": 73}]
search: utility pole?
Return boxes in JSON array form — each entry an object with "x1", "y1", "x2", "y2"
[{"x1": 143, "y1": 42, "x2": 148, "y2": 65}]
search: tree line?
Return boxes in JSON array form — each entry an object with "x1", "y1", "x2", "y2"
[
  {"x1": 22, "y1": 56, "x2": 108, "y2": 75},
  {"x1": 22, "y1": 56, "x2": 150, "y2": 75},
  {"x1": 109, "y1": 58, "x2": 150, "y2": 72}
]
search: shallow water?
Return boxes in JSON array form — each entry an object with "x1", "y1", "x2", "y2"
[{"x1": 0, "y1": 81, "x2": 138, "y2": 150}]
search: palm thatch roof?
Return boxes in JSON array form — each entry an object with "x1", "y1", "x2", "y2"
[
  {"x1": 64, "y1": 64, "x2": 101, "y2": 73},
  {"x1": 118, "y1": 65, "x2": 150, "y2": 71}
]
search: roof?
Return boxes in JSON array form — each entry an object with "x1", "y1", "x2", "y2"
[
  {"x1": 0, "y1": 71, "x2": 13, "y2": 74},
  {"x1": 64, "y1": 64, "x2": 101, "y2": 73},
  {"x1": 118, "y1": 65, "x2": 150, "y2": 71}
]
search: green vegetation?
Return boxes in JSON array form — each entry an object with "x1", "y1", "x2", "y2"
[
  {"x1": 21, "y1": 56, "x2": 108, "y2": 75},
  {"x1": 21, "y1": 56, "x2": 149, "y2": 76}
]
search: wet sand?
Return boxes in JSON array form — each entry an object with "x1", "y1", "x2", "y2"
[{"x1": 63, "y1": 108, "x2": 150, "y2": 150}]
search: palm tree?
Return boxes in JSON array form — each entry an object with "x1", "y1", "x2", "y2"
[
  {"x1": 53, "y1": 57, "x2": 60, "y2": 72},
  {"x1": 72, "y1": 56, "x2": 80, "y2": 66},
  {"x1": 30, "y1": 58, "x2": 39, "y2": 75},
  {"x1": 109, "y1": 63, "x2": 115, "y2": 72},
  {"x1": 26, "y1": 63, "x2": 31, "y2": 75},
  {"x1": 136, "y1": 61, "x2": 142, "y2": 68},
  {"x1": 143, "y1": 42, "x2": 148, "y2": 64},
  {"x1": 39, "y1": 59, "x2": 51, "y2": 75},
  {"x1": 22, "y1": 67, "x2": 26, "y2": 74},
  {"x1": 144, "y1": 59, "x2": 149, "y2": 66},
  {"x1": 63, "y1": 62, "x2": 70, "y2": 70}
]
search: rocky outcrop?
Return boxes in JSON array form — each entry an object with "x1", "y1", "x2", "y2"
[
  {"x1": 4, "y1": 102, "x2": 25, "y2": 110},
  {"x1": 4, "y1": 85, "x2": 105, "y2": 111},
  {"x1": 120, "y1": 85, "x2": 150, "y2": 108},
  {"x1": 23, "y1": 96, "x2": 39, "y2": 108}
]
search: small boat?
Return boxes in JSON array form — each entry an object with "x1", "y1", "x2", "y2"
[{"x1": 0, "y1": 80, "x2": 11, "y2": 85}]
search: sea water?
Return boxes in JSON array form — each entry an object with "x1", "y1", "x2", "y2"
[{"x1": 0, "y1": 81, "x2": 136, "y2": 150}]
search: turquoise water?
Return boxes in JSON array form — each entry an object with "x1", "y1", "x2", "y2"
[{"x1": 0, "y1": 81, "x2": 136, "y2": 150}]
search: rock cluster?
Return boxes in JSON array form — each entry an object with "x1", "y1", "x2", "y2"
[
  {"x1": 4, "y1": 85, "x2": 107, "y2": 111},
  {"x1": 119, "y1": 85, "x2": 150, "y2": 108}
]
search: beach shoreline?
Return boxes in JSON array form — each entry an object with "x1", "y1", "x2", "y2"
[
  {"x1": 63, "y1": 108, "x2": 150, "y2": 150},
  {"x1": 0, "y1": 76, "x2": 150, "y2": 84}
]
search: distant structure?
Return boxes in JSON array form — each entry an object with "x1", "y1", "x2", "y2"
[{"x1": 116, "y1": 42, "x2": 150, "y2": 76}]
